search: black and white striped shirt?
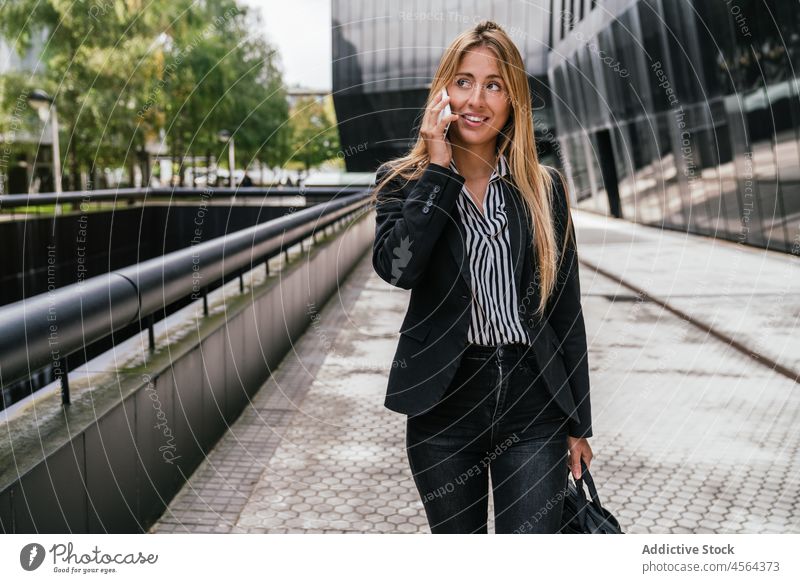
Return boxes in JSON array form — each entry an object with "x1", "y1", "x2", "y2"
[{"x1": 449, "y1": 153, "x2": 531, "y2": 346}]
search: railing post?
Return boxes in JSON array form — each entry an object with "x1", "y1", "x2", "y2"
[
  {"x1": 146, "y1": 313, "x2": 155, "y2": 353},
  {"x1": 56, "y1": 361, "x2": 70, "y2": 406}
]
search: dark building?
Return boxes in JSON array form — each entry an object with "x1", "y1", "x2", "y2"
[
  {"x1": 549, "y1": 0, "x2": 800, "y2": 252},
  {"x1": 331, "y1": 0, "x2": 558, "y2": 172}
]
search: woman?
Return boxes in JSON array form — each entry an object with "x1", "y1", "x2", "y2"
[{"x1": 371, "y1": 20, "x2": 593, "y2": 534}]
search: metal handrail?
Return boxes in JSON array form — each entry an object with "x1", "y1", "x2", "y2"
[
  {"x1": 0, "y1": 190, "x2": 374, "y2": 397},
  {"x1": 0, "y1": 185, "x2": 370, "y2": 209}
]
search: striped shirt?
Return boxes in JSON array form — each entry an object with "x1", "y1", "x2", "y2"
[{"x1": 449, "y1": 153, "x2": 531, "y2": 346}]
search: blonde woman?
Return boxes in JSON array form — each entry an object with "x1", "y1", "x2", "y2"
[{"x1": 371, "y1": 20, "x2": 593, "y2": 534}]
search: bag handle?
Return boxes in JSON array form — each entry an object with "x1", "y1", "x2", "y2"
[
  {"x1": 579, "y1": 459, "x2": 603, "y2": 507},
  {"x1": 571, "y1": 459, "x2": 601, "y2": 513},
  {"x1": 570, "y1": 460, "x2": 621, "y2": 533},
  {"x1": 569, "y1": 461, "x2": 589, "y2": 525}
]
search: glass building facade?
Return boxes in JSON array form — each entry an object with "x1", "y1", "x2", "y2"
[
  {"x1": 331, "y1": 0, "x2": 556, "y2": 171},
  {"x1": 549, "y1": 0, "x2": 800, "y2": 252}
]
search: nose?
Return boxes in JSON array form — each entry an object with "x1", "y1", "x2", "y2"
[{"x1": 466, "y1": 83, "x2": 487, "y2": 110}]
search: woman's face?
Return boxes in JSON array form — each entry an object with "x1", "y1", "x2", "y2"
[{"x1": 446, "y1": 45, "x2": 512, "y2": 149}]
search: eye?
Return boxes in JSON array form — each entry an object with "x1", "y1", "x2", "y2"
[
  {"x1": 456, "y1": 78, "x2": 472, "y2": 89},
  {"x1": 486, "y1": 81, "x2": 502, "y2": 92}
]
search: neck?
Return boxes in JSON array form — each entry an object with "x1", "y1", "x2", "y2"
[{"x1": 450, "y1": 140, "x2": 498, "y2": 180}]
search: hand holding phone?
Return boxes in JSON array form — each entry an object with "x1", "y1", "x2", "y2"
[
  {"x1": 425, "y1": 88, "x2": 456, "y2": 167},
  {"x1": 437, "y1": 88, "x2": 452, "y2": 137}
]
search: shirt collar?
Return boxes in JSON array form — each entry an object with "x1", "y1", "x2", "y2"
[{"x1": 449, "y1": 153, "x2": 509, "y2": 182}]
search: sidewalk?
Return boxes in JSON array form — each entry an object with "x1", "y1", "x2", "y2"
[
  {"x1": 150, "y1": 210, "x2": 800, "y2": 533},
  {"x1": 575, "y1": 212, "x2": 799, "y2": 381}
]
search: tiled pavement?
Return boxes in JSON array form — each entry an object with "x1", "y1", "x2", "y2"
[{"x1": 150, "y1": 211, "x2": 800, "y2": 534}]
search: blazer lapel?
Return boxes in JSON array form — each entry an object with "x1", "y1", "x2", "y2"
[
  {"x1": 503, "y1": 177, "x2": 531, "y2": 295},
  {"x1": 445, "y1": 212, "x2": 472, "y2": 289}
]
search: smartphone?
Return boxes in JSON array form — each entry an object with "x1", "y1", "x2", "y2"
[{"x1": 437, "y1": 88, "x2": 452, "y2": 136}]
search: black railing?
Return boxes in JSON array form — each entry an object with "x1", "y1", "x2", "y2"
[
  {"x1": 0, "y1": 189, "x2": 374, "y2": 406},
  {"x1": 0, "y1": 185, "x2": 370, "y2": 210}
]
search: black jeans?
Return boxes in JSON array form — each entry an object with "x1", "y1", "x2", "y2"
[{"x1": 406, "y1": 342, "x2": 570, "y2": 534}]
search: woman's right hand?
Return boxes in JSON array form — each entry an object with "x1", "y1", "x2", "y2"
[
  {"x1": 567, "y1": 436, "x2": 593, "y2": 480},
  {"x1": 422, "y1": 90, "x2": 459, "y2": 168}
]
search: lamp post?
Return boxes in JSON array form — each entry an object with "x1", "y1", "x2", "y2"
[
  {"x1": 217, "y1": 129, "x2": 235, "y2": 187},
  {"x1": 28, "y1": 89, "x2": 63, "y2": 213}
]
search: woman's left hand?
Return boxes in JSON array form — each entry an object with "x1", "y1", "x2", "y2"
[{"x1": 566, "y1": 436, "x2": 593, "y2": 479}]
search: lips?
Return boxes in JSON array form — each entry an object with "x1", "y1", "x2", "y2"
[{"x1": 460, "y1": 113, "x2": 489, "y2": 127}]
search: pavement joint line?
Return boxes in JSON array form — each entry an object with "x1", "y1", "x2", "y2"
[{"x1": 579, "y1": 257, "x2": 800, "y2": 386}]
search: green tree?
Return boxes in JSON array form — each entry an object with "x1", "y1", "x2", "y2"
[
  {"x1": 0, "y1": 0, "x2": 290, "y2": 189},
  {"x1": 161, "y1": 3, "x2": 290, "y2": 182},
  {"x1": 288, "y1": 95, "x2": 340, "y2": 172},
  {"x1": 0, "y1": 0, "x2": 174, "y2": 186}
]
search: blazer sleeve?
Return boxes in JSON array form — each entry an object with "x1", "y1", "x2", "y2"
[
  {"x1": 544, "y1": 170, "x2": 593, "y2": 439},
  {"x1": 372, "y1": 162, "x2": 465, "y2": 289}
]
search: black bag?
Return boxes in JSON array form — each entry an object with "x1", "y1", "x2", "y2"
[{"x1": 560, "y1": 460, "x2": 624, "y2": 534}]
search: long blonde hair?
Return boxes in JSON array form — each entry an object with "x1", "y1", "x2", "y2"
[{"x1": 372, "y1": 19, "x2": 572, "y2": 318}]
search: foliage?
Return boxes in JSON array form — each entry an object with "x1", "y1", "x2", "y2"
[{"x1": 0, "y1": 0, "x2": 294, "y2": 182}]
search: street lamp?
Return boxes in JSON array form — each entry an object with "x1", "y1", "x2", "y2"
[
  {"x1": 217, "y1": 129, "x2": 235, "y2": 187},
  {"x1": 27, "y1": 89, "x2": 63, "y2": 209}
]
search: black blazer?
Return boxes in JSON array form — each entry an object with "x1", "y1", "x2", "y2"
[{"x1": 372, "y1": 161, "x2": 592, "y2": 438}]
